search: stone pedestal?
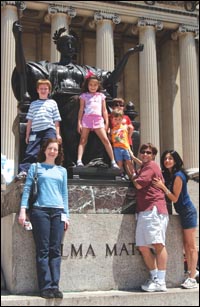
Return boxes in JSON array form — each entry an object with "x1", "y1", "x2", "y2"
[
  {"x1": 1, "y1": 180, "x2": 185, "y2": 294},
  {"x1": 1, "y1": 212, "x2": 184, "y2": 294}
]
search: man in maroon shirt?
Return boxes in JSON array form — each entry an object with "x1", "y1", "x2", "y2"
[{"x1": 132, "y1": 143, "x2": 169, "y2": 292}]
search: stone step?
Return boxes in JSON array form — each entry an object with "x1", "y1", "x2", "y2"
[{"x1": 1, "y1": 288, "x2": 199, "y2": 306}]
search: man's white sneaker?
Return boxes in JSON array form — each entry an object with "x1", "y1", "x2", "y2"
[
  {"x1": 181, "y1": 277, "x2": 198, "y2": 289},
  {"x1": 141, "y1": 279, "x2": 167, "y2": 292},
  {"x1": 141, "y1": 279, "x2": 153, "y2": 288}
]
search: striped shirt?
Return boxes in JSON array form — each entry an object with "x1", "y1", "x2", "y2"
[{"x1": 26, "y1": 99, "x2": 61, "y2": 132}]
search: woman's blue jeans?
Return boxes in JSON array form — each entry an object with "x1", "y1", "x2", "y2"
[{"x1": 30, "y1": 207, "x2": 65, "y2": 291}]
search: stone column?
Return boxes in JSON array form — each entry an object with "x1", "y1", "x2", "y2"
[
  {"x1": 1, "y1": 2, "x2": 24, "y2": 160},
  {"x1": 138, "y1": 18, "x2": 163, "y2": 161},
  {"x1": 47, "y1": 4, "x2": 76, "y2": 62},
  {"x1": 178, "y1": 25, "x2": 199, "y2": 170},
  {"x1": 94, "y1": 12, "x2": 120, "y2": 71}
]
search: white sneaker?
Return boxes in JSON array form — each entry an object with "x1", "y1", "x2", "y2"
[
  {"x1": 181, "y1": 277, "x2": 198, "y2": 289},
  {"x1": 141, "y1": 279, "x2": 153, "y2": 288},
  {"x1": 77, "y1": 161, "x2": 84, "y2": 167},
  {"x1": 141, "y1": 279, "x2": 167, "y2": 292},
  {"x1": 124, "y1": 174, "x2": 130, "y2": 181},
  {"x1": 120, "y1": 175, "x2": 126, "y2": 181},
  {"x1": 16, "y1": 171, "x2": 27, "y2": 180},
  {"x1": 111, "y1": 162, "x2": 120, "y2": 169},
  {"x1": 185, "y1": 270, "x2": 199, "y2": 279}
]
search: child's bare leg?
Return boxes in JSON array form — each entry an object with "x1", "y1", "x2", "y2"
[
  {"x1": 124, "y1": 160, "x2": 135, "y2": 179},
  {"x1": 117, "y1": 161, "x2": 123, "y2": 173},
  {"x1": 95, "y1": 128, "x2": 115, "y2": 161},
  {"x1": 77, "y1": 128, "x2": 90, "y2": 162}
]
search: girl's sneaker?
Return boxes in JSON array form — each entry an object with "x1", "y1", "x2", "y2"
[
  {"x1": 181, "y1": 277, "x2": 198, "y2": 289},
  {"x1": 111, "y1": 161, "x2": 120, "y2": 169},
  {"x1": 77, "y1": 161, "x2": 84, "y2": 167}
]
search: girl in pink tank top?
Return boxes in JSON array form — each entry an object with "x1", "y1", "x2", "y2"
[{"x1": 76, "y1": 73, "x2": 119, "y2": 169}]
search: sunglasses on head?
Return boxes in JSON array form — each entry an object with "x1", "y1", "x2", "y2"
[
  {"x1": 140, "y1": 150, "x2": 152, "y2": 155},
  {"x1": 113, "y1": 103, "x2": 124, "y2": 107}
]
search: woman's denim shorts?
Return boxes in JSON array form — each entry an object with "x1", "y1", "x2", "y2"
[{"x1": 179, "y1": 204, "x2": 197, "y2": 229}]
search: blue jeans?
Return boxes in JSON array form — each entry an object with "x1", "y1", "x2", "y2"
[
  {"x1": 19, "y1": 128, "x2": 56, "y2": 173},
  {"x1": 30, "y1": 207, "x2": 65, "y2": 291}
]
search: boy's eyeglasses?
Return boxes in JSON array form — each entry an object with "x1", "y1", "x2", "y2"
[
  {"x1": 113, "y1": 103, "x2": 124, "y2": 107},
  {"x1": 140, "y1": 150, "x2": 152, "y2": 155}
]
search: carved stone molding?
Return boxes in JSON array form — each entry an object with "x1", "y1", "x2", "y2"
[
  {"x1": 178, "y1": 24, "x2": 199, "y2": 35},
  {"x1": 144, "y1": 1, "x2": 199, "y2": 12},
  {"x1": 1, "y1": 1, "x2": 26, "y2": 10},
  {"x1": 48, "y1": 4, "x2": 76, "y2": 18},
  {"x1": 44, "y1": 4, "x2": 76, "y2": 24},
  {"x1": 1, "y1": 1, "x2": 15, "y2": 7},
  {"x1": 138, "y1": 17, "x2": 163, "y2": 31},
  {"x1": 171, "y1": 24, "x2": 199, "y2": 40},
  {"x1": 94, "y1": 11, "x2": 121, "y2": 24}
]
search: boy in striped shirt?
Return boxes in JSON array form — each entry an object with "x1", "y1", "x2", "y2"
[{"x1": 16, "y1": 79, "x2": 62, "y2": 179}]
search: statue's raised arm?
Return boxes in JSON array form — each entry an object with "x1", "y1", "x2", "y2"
[
  {"x1": 103, "y1": 44, "x2": 144, "y2": 97},
  {"x1": 12, "y1": 21, "x2": 50, "y2": 104},
  {"x1": 12, "y1": 21, "x2": 30, "y2": 103}
]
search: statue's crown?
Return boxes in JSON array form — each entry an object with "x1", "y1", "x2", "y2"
[{"x1": 53, "y1": 27, "x2": 67, "y2": 44}]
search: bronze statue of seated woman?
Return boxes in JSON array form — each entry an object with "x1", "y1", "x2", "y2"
[{"x1": 12, "y1": 21, "x2": 143, "y2": 171}]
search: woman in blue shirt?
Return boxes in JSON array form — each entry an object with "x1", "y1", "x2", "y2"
[
  {"x1": 153, "y1": 150, "x2": 198, "y2": 289},
  {"x1": 18, "y1": 138, "x2": 69, "y2": 299}
]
